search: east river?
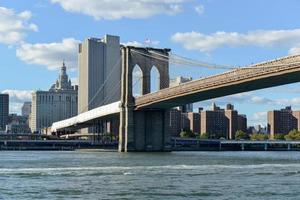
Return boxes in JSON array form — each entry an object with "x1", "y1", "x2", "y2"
[{"x1": 1, "y1": 151, "x2": 300, "y2": 199}]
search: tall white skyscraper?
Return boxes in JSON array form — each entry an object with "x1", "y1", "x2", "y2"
[{"x1": 78, "y1": 35, "x2": 121, "y2": 113}]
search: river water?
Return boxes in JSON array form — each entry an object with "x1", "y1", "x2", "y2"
[{"x1": 0, "y1": 151, "x2": 300, "y2": 200}]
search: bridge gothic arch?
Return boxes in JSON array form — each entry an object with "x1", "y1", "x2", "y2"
[
  {"x1": 132, "y1": 64, "x2": 143, "y2": 97},
  {"x1": 150, "y1": 65, "x2": 160, "y2": 93},
  {"x1": 125, "y1": 47, "x2": 170, "y2": 100}
]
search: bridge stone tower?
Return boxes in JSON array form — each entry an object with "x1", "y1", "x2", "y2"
[{"x1": 119, "y1": 46, "x2": 172, "y2": 152}]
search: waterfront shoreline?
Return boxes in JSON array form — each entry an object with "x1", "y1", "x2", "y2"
[{"x1": 1, "y1": 139, "x2": 300, "y2": 151}]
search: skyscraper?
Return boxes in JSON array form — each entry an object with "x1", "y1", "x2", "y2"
[
  {"x1": 78, "y1": 35, "x2": 121, "y2": 134},
  {"x1": 78, "y1": 35, "x2": 121, "y2": 113},
  {"x1": 21, "y1": 102, "x2": 31, "y2": 117},
  {"x1": 30, "y1": 62, "x2": 78, "y2": 133},
  {"x1": 0, "y1": 94, "x2": 9, "y2": 131}
]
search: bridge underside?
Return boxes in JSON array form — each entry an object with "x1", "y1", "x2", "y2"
[
  {"x1": 51, "y1": 101, "x2": 121, "y2": 132},
  {"x1": 56, "y1": 113, "x2": 119, "y2": 131},
  {"x1": 139, "y1": 70, "x2": 300, "y2": 109}
]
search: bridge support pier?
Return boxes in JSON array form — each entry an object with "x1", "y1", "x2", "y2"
[
  {"x1": 118, "y1": 46, "x2": 171, "y2": 152},
  {"x1": 119, "y1": 108, "x2": 172, "y2": 152}
]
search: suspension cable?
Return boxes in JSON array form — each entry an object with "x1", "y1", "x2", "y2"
[{"x1": 132, "y1": 49, "x2": 300, "y2": 70}]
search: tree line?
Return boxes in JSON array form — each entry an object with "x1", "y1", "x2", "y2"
[{"x1": 179, "y1": 129, "x2": 300, "y2": 140}]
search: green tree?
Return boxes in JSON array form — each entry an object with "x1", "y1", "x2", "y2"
[
  {"x1": 180, "y1": 130, "x2": 195, "y2": 138},
  {"x1": 274, "y1": 133, "x2": 285, "y2": 140},
  {"x1": 250, "y1": 133, "x2": 269, "y2": 141},
  {"x1": 199, "y1": 132, "x2": 209, "y2": 139},
  {"x1": 235, "y1": 130, "x2": 248, "y2": 140},
  {"x1": 284, "y1": 129, "x2": 300, "y2": 140}
]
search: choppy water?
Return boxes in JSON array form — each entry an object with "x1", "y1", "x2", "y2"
[{"x1": 1, "y1": 151, "x2": 300, "y2": 200}]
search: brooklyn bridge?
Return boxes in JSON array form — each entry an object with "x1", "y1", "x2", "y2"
[{"x1": 51, "y1": 45, "x2": 300, "y2": 152}]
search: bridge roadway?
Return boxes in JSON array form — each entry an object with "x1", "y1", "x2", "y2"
[
  {"x1": 51, "y1": 101, "x2": 120, "y2": 132},
  {"x1": 135, "y1": 54, "x2": 300, "y2": 109},
  {"x1": 51, "y1": 54, "x2": 300, "y2": 134}
]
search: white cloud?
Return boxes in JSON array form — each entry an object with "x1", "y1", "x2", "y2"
[
  {"x1": 2, "y1": 90, "x2": 33, "y2": 114},
  {"x1": 2, "y1": 90, "x2": 32, "y2": 103},
  {"x1": 51, "y1": 0, "x2": 190, "y2": 20},
  {"x1": 16, "y1": 37, "x2": 162, "y2": 71},
  {"x1": 253, "y1": 112, "x2": 267, "y2": 120},
  {"x1": 250, "y1": 96, "x2": 270, "y2": 104},
  {"x1": 274, "y1": 97, "x2": 300, "y2": 106},
  {"x1": 144, "y1": 39, "x2": 160, "y2": 46},
  {"x1": 0, "y1": 7, "x2": 38, "y2": 45},
  {"x1": 70, "y1": 77, "x2": 78, "y2": 85},
  {"x1": 202, "y1": 92, "x2": 272, "y2": 105},
  {"x1": 171, "y1": 29, "x2": 300, "y2": 53},
  {"x1": 195, "y1": 5, "x2": 204, "y2": 15},
  {"x1": 122, "y1": 39, "x2": 160, "y2": 47},
  {"x1": 9, "y1": 103, "x2": 23, "y2": 114},
  {"x1": 251, "y1": 111, "x2": 267, "y2": 126},
  {"x1": 289, "y1": 46, "x2": 300, "y2": 55},
  {"x1": 209, "y1": 93, "x2": 300, "y2": 108},
  {"x1": 16, "y1": 38, "x2": 80, "y2": 70},
  {"x1": 122, "y1": 41, "x2": 143, "y2": 47}
]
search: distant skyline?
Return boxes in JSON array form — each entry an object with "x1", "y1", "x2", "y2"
[{"x1": 1, "y1": 0, "x2": 300, "y2": 126}]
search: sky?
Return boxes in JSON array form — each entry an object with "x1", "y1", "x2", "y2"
[{"x1": 1, "y1": 0, "x2": 300, "y2": 126}]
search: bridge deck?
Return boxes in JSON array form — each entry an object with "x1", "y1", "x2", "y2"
[
  {"x1": 51, "y1": 101, "x2": 121, "y2": 132},
  {"x1": 135, "y1": 55, "x2": 300, "y2": 109}
]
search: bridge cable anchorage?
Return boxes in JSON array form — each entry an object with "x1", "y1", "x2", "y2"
[{"x1": 79, "y1": 57, "x2": 122, "y2": 113}]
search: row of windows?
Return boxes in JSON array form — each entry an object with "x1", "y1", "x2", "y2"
[{"x1": 36, "y1": 95, "x2": 78, "y2": 103}]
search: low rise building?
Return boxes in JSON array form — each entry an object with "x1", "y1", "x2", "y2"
[
  {"x1": 201, "y1": 103, "x2": 229, "y2": 139},
  {"x1": 200, "y1": 103, "x2": 247, "y2": 139},
  {"x1": 268, "y1": 106, "x2": 300, "y2": 139},
  {"x1": 169, "y1": 109, "x2": 182, "y2": 137},
  {"x1": 237, "y1": 114, "x2": 247, "y2": 133},
  {"x1": 6, "y1": 114, "x2": 30, "y2": 133},
  {"x1": 182, "y1": 112, "x2": 201, "y2": 134}
]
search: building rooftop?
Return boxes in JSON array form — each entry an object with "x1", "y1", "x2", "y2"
[{"x1": 49, "y1": 62, "x2": 76, "y2": 92}]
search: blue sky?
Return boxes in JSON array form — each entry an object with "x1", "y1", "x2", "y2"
[{"x1": 1, "y1": 0, "x2": 300, "y2": 126}]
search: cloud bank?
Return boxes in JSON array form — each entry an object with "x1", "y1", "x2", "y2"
[
  {"x1": 51, "y1": 0, "x2": 192, "y2": 20},
  {"x1": 16, "y1": 38, "x2": 80, "y2": 70},
  {"x1": 2, "y1": 90, "x2": 33, "y2": 114},
  {"x1": 0, "y1": 7, "x2": 38, "y2": 45},
  {"x1": 171, "y1": 29, "x2": 300, "y2": 53}
]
